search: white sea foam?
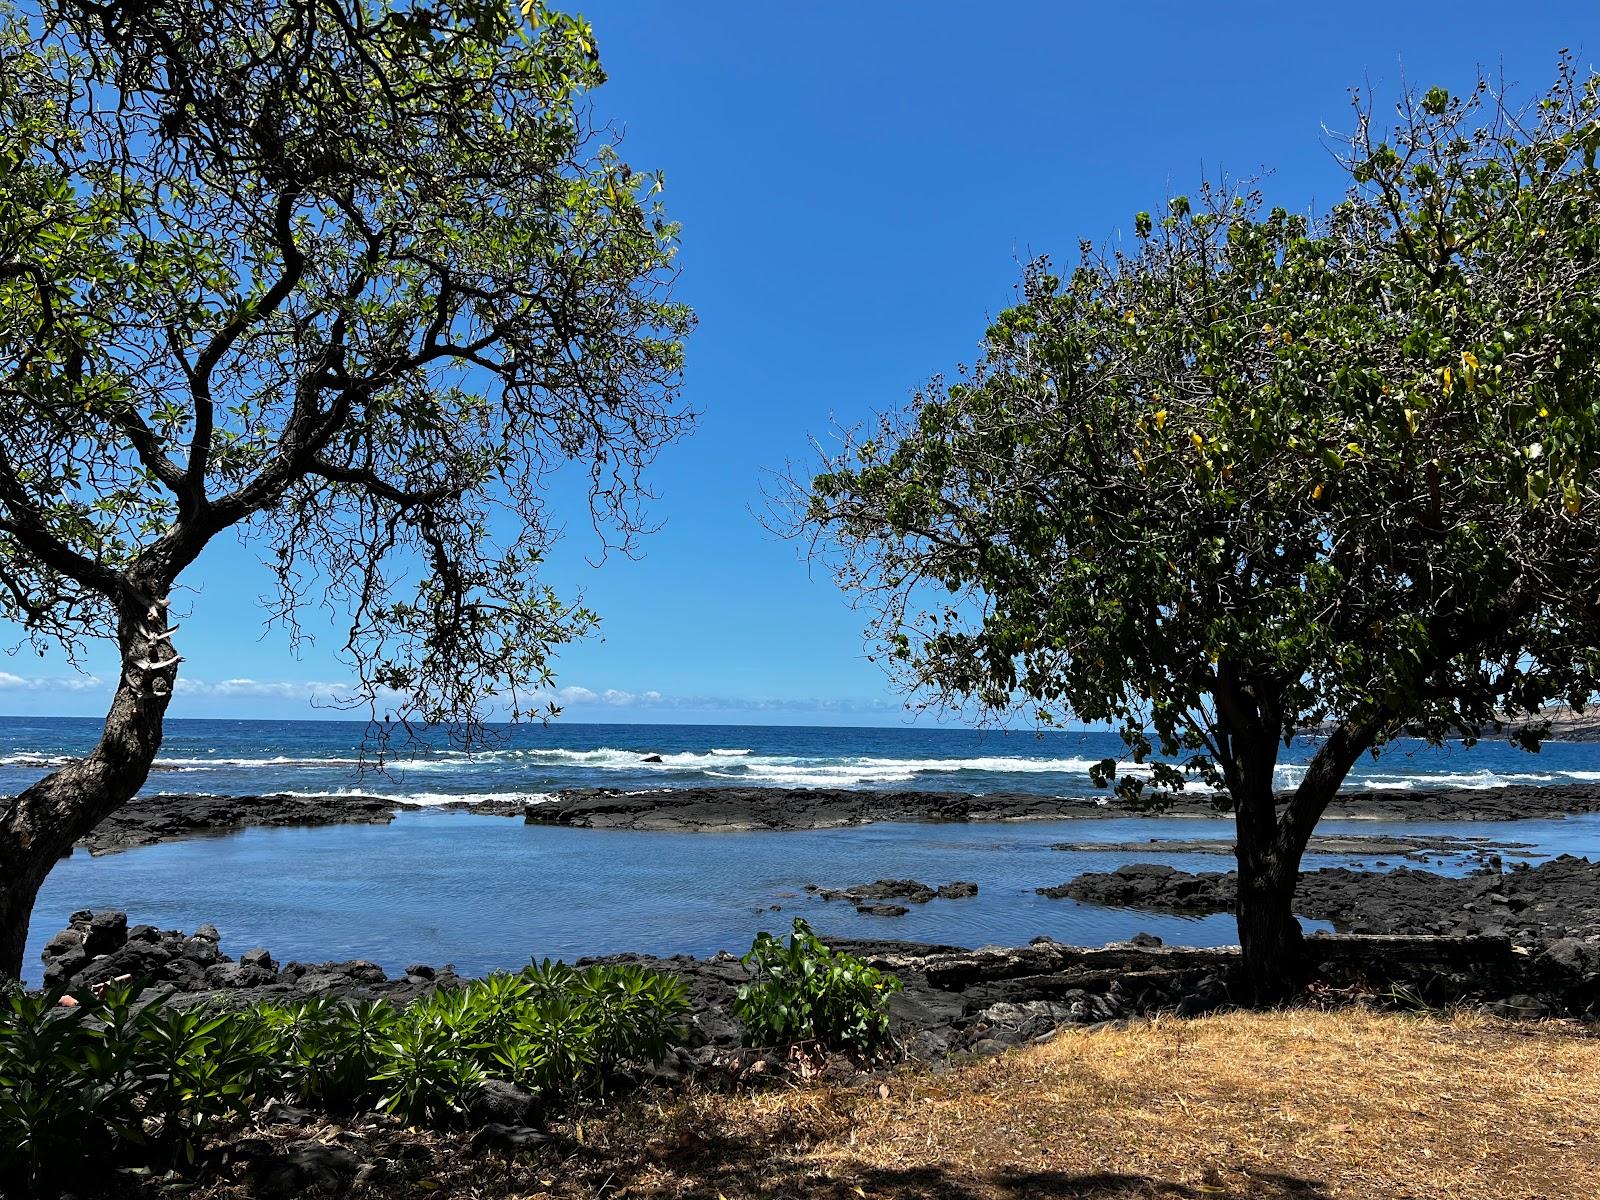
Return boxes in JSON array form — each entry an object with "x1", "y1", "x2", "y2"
[
  {"x1": 30, "y1": 735, "x2": 1598, "y2": 796},
  {"x1": 0, "y1": 753, "x2": 75, "y2": 768},
  {"x1": 393, "y1": 790, "x2": 556, "y2": 807},
  {"x1": 702, "y1": 753, "x2": 1134, "y2": 788},
  {"x1": 1356, "y1": 769, "x2": 1559, "y2": 791},
  {"x1": 147, "y1": 752, "x2": 490, "y2": 771},
  {"x1": 265, "y1": 788, "x2": 555, "y2": 807},
  {"x1": 154, "y1": 754, "x2": 367, "y2": 768},
  {"x1": 708, "y1": 762, "x2": 923, "y2": 786}
]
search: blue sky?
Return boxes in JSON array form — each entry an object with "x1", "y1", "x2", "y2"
[{"x1": 3, "y1": 2, "x2": 1593, "y2": 724}]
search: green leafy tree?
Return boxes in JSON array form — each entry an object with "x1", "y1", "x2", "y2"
[
  {"x1": 0, "y1": 0, "x2": 691, "y2": 979},
  {"x1": 792, "y1": 65, "x2": 1600, "y2": 998}
]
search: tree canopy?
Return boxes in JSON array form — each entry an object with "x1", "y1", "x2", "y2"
[
  {"x1": 796, "y1": 63, "x2": 1600, "y2": 992},
  {"x1": 0, "y1": 0, "x2": 691, "y2": 978},
  {"x1": 0, "y1": 0, "x2": 691, "y2": 729}
]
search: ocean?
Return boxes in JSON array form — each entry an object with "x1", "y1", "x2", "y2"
[
  {"x1": 6, "y1": 715, "x2": 1600, "y2": 802},
  {"x1": 8, "y1": 717, "x2": 1600, "y2": 986}
]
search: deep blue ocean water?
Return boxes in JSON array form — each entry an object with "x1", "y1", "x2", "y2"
[
  {"x1": 7, "y1": 715, "x2": 1600, "y2": 802},
  {"x1": 8, "y1": 717, "x2": 1600, "y2": 986}
]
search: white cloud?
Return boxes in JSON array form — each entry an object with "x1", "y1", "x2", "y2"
[
  {"x1": 176, "y1": 677, "x2": 356, "y2": 701},
  {"x1": 0, "y1": 671, "x2": 105, "y2": 692},
  {"x1": 544, "y1": 686, "x2": 895, "y2": 715},
  {"x1": 0, "y1": 669, "x2": 899, "y2": 717}
]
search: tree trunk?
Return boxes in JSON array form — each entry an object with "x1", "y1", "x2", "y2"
[
  {"x1": 1232, "y1": 779, "x2": 1304, "y2": 1003},
  {"x1": 1229, "y1": 714, "x2": 1386, "y2": 1005},
  {"x1": 0, "y1": 597, "x2": 177, "y2": 981},
  {"x1": 1234, "y1": 851, "x2": 1303, "y2": 1003}
]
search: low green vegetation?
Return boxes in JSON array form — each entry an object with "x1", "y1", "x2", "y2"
[
  {"x1": 0, "y1": 963, "x2": 689, "y2": 1197},
  {"x1": 734, "y1": 919, "x2": 902, "y2": 1055},
  {"x1": 0, "y1": 922, "x2": 904, "y2": 1196}
]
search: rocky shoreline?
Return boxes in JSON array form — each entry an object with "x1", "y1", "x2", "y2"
[
  {"x1": 1048, "y1": 832, "x2": 1533, "y2": 859},
  {"x1": 62, "y1": 782, "x2": 1600, "y2": 855},
  {"x1": 1047, "y1": 855, "x2": 1600, "y2": 948},
  {"x1": 35, "y1": 908, "x2": 1599, "y2": 1199},
  {"x1": 76, "y1": 791, "x2": 404, "y2": 854},
  {"x1": 520, "y1": 782, "x2": 1600, "y2": 830},
  {"x1": 73, "y1": 790, "x2": 522, "y2": 855},
  {"x1": 32, "y1": 906, "x2": 1600, "y2": 1078}
]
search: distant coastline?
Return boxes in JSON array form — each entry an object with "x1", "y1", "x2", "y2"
[
  {"x1": 1304, "y1": 706, "x2": 1600, "y2": 744},
  {"x1": 64, "y1": 781, "x2": 1600, "y2": 855}
]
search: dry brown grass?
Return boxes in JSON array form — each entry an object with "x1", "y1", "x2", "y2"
[
  {"x1": 556, "y1": 1008, "x2": 1600, "y2": 1200},
  {"x1": 189, "y1": 1008, "x2": 1600, "y2": 1200}
]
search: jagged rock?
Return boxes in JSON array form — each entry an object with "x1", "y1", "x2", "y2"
[
  {"x1": 817, "y1": 879, "x2": 937, "y2": 904},
  {"x1": 469, "y1": 1080, "x2": 541, "y2": 1127},
  {"x1": 40, "y1": 924, "x2": 90, "y2": 988},
  {"x1": 972, "y1": 999, "x2": 1081, "y2": 1040},
  {"x1": 524, "y1": 782, "x2": 1600, "y2": 831},
  {"x1": 855, "y1": 903, "x2": 910, "y2": 917},
  {"x1": 686, "y1": 1008, "x2": 741, "y2": 1048},
  {"x1": 471, "y1": 1124, "x2": 568, "y2": 1155},
  {"x1": 1540, "y1": 938, "x2": 1600, "y2": 978},
  {"x1": 241, "y1": 947, "x2": 277, "y2": 971},
  {"x1": 815, "y1": 879, "x2": 979, "y2": 906},
  {"x1": 262, "y1": 1101, "x2": 317, "y2": 1127},
  {"x1": 42, "y1": 926, "x2": 82, "y2": 957},
  {"x1": 84, "y1": 910, "x2": 127, "y2": 957},
  {"x1": 1045, "y1": 855, "x2": 1600, "y2": 949},
  {"x1": 79, "y1": 792, "x2": 401, "y2": 855},
  {"x1": 206, "y1": 961, "x2": 277, "y2": 989},
  {"x1": 1485, "y1": 993, "x2": 1548, "y2": 1019},
  {"x1": 252, "y1": 1141, "x2": 362, "y2": 1198}
]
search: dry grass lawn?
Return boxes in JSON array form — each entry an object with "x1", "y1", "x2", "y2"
[
  {"x1": 191, "y1": 1008, "x2": 1600, "y2": 1200},
  {"x1": 551, "y1": 1008, "x2": 1599, "y2": 1200}
]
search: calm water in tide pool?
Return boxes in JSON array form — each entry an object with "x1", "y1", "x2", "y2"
[
  {"x1": 11, "y1": 718, "x2": 1600, "y2": 985},
  {"x1": 22, "y1": 808, "x2": 1600, "y2": 987}
]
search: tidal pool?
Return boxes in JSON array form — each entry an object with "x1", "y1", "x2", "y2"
[{"x1": 22, "y1": 809, "x2": 1600, "y2": 986}]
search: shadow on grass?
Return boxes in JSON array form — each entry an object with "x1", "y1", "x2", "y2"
[
  {"x1": 532, "y1": 1118, "x2": 1337, "y2": 1200},
  {"x1": 793, "y1": 1165, "x2": 1335, "y2": 1199}
]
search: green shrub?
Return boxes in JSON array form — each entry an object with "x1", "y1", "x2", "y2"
[
  {"x1": 0, "y1": 960, "x2": 690, "y2": 1196},
  {"x1": 0, "y1": 983, "x2": 274, "y2": 1193},
  {"x1": 357, "y1": 964, "x2": 688, "y2": 1119},
  {"x1": 733, "y1": 919, "x2": 902, "y2": 1055},
  {"x1": 254, "y1": 996, "x2": 398, "y2": 1113},
  {"x1": 0, "y1": 986, "x2": 138, "y2": 1195},
  {"x1": 575, "y1": 962, "x2": 692, "y2": 1074},
  {"x1": 369, "y1": 1011, "x2": 490, "y2": 1125}
]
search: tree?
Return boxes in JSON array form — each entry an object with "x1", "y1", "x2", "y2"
[
  {"x1": 792, "y1": 65, "x2": 1600, "y2": 999},
  {"x1": 0, "y1": 0, "x2": 692, "y2": 980}
]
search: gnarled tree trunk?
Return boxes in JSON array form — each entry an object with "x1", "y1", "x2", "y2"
[
  {"x1": 0, "y1": 597, "x2": 176, "y2": 981},
  {"x1": 1232, "y1": 773, "x2": 1306, "y2": 1003},
  {"x1": 1230, "y1": 716, "x2": 1384, "y2": 1004},
  {"x1": 1234, "y1": 811, "x2": 1306, "y2": 1003}
]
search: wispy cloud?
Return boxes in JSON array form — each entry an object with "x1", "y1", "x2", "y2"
[
  {"x1": 0, "y1": 671, "x2": 899, "y2": 716},
  {"x1": 554, "y1": 686, "x2": 666, "y2": 707},
  {"x1": 175, "y1": 677, "x2": 357, "y2": 701},
  {"x1": 544, "y1": 686, "x2": 897, "y2": 715},
  {"x1": 0, "y1": 671, "x2": 105, "y2": 692}
]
